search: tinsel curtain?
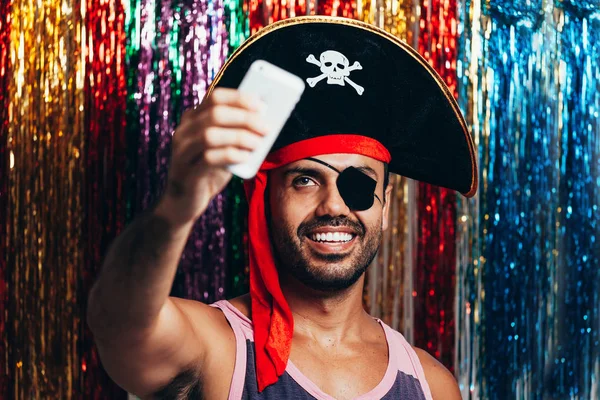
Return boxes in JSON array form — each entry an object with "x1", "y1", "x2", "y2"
[{"x1": 1, "y1": 0, "x2": 598, "y2": 398}]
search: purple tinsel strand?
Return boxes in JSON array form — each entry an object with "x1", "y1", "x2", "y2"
[
  {"x1": 136, "y1": 0, "x2": 156, "y2": 211},
  {"x1": 177, "y1": 0, "x2": 229, "y2": 303},
  {"x1": 157, "y1": 0, "x2": 174, "y2": 182}
]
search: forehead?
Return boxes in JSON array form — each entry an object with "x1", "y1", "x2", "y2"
[{"x1": 278, "y1": 153, "x2": 384, "y2": 173}]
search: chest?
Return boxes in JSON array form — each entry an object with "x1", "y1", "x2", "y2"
[{"x1": 288, "y1": 338, "x2": 390, "y2": 400}]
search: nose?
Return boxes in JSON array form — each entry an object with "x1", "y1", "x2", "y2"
[{"x1": 315, "y1": 183, "x2": 350, "y2": 218}]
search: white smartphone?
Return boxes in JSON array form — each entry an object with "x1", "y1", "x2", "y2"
[{"x1": 227, "y1": 60, "x2": 306, "y2": 179}]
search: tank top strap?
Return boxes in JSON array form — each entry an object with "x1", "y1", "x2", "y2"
[
  {"x1": 210, "y1": 300, "x2": 253, "y2": 400},
  {"x1": 380, "y1": 322, "x2": 433, "y2": 400},
  {"x1": 211, "y1": 300, "x2": 254, "y2": 339}
]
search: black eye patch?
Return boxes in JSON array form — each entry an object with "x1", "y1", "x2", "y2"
[
  {"x1": 305, "y1": 157, "x2": 380, "y2": 211},
  {"x1": 337, "y1": 167, "x2": 377, "y2": 211}
]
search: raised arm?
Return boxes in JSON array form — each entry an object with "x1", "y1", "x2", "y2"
[{"x1": 86, "y1": 88, "x2": 267, "y2": 397}]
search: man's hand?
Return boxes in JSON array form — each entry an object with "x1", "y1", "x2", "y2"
[{"x1": 157, "y1": 88, "x2": 268, "y2": 225}]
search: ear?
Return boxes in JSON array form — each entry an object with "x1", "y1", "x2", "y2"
[{"x1": 381, "y1": 180, "x2": 393, "y2": 231}]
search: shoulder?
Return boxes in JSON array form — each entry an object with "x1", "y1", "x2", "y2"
[
  {"x1": 169, "y1": 296, "x2": 231, "y2": 331},
  {"x1": 164, "y1": 297, "x2": 239, "y2": 398},
  {"x1": 167, "y1": 296, "x2": 238, "y2": 363},
  {"x1": 228, "y1": 293, "x2": 252, "y2": 319},
  {"x1": 412, "y1": 346, "x2": 462, "y2": 400}
]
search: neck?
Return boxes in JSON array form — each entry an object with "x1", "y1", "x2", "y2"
[{"x1": 279, "y1": 273, "x2": 371, "y2": 343}]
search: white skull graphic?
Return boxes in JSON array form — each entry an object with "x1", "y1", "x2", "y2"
[
  {"x1": 306, "y1": 50, "x2": 364, "y2": 95},
  {"x1": 320, "y1": 50, "x2": 349, "y2": 85}
]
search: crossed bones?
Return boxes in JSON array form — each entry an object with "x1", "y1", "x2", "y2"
[{"x1": 306, "y1": 54, "x2": 365, "y2": 95}]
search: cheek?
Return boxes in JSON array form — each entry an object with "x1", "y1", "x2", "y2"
[
  {"x1": 357, "y1": 211, "x2": 383, "y2": 234},
  {"x1": 271, "y1": 190, "x2": 313, "y2": 234}
]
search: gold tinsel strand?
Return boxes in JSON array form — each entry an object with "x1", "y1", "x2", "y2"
[
  {"x1": 8, "y1": 0, "x2": 84, "y2": 397},
  {"x1": 358, "y1": 0, "x2": 416, "y2": 335}
]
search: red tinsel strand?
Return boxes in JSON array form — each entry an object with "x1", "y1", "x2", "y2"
[
  {"x1": 317, "y1": 0, "x2": 356, "y2": 19},
  {"x1": 249, "y1": 0, "x2": 305, "y2": 33},
  {"x1": 414, "y1": 0, "x2": 458, "y2": 372},
  {"x1": 82, "y1": 0, "x2": 128, "y2": 397},
  {"x1": 249, "y1": 0, "x2": 356, "y2": 34}
]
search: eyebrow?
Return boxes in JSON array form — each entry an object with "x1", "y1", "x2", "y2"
[
  {"x1": 283, "y1": 167, "x2": 325, "y2": 179},
  {"x1": 283, "y1": 164, "x2": 379, "y2": 180},
  {"x1": 355, "y1": 166, "x2": 378, "y2": 180}
]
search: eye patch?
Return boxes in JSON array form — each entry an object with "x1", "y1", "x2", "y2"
[{"x1": 305, "y1": 157, "x2": 381, "y2": 211}]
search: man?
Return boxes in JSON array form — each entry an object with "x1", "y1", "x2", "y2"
[{"x1": 87, "y1": 16, "x2": 476, "y2": 400}]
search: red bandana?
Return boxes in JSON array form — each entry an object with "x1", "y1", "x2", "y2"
[{"x1": 243, "y1": 134, "x2": 392, "y2": 391}]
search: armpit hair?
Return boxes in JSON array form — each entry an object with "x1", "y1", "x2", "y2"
[{"x1": 151, "y1": 368, "x2": 203, "y2": 400}]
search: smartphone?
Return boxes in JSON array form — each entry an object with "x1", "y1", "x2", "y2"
[{"x1": 227, "y1": 60, "x2": 306, "y2": 179}]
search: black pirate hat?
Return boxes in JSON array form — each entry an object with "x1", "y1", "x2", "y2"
[{"x1": 210, "y1": 16, "x2": 478, "y2": 197}]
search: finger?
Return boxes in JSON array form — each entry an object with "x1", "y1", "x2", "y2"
[
  {"x1": 199, "y1": 105, "x2": 269, "y2": 136},
  {"x1": 202, "y1": 147, "x2": 251, "y2": 167},
  {"x1": 197, "y1": 88, "x2": 264, "y2": 114},
  {"x1": 175, "y1": 134, "x2": 256, "y2": 166},
  {"x1": 203, "y1": 128, "x2": 264, "y2": 151},
  {"x1": 180, "y1": 89, "x2": 255, "y2": 124}
]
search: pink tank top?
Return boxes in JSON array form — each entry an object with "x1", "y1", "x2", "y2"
[{"x1": 211, "y1": 300, "x2": 434, "y2": 400}]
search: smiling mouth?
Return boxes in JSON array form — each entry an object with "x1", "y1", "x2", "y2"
[
  {"x1": 308, "y1": 232, "x2": 355, "y2": 243},
  {"x1": 303, "y1": 232, "x2": 358, "y2": 257}
]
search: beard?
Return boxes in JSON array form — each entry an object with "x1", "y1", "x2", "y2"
[{"x1": 270, "y1": 215, "x2": 382, "y2": 292}]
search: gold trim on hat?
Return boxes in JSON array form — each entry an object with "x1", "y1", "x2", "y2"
[{"x1": 206, "y1": 16, "x2": 478, "y2": 198}]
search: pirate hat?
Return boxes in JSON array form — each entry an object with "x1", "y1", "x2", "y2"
[
  {"x1": 206, "y1": 16, "x2": 478, "y2": 392},
  {"x1": 211, "y1": 16, "x2": 477, "y2": 196}
]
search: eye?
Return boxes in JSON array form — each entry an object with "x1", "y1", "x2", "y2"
[{"x1": 293, "y1": 176, "x2": 317, "y2": 187}]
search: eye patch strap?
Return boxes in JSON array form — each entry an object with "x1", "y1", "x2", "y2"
[{"x1": 305, "y1": 156, "x2": 342, "y2": 174}]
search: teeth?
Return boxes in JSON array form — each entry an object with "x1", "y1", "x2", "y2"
[{"x1": 311, "y1": 232, "x2": 354, "y2": 243}]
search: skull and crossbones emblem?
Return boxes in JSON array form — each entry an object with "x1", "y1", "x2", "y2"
[{"x1": 305, "y1": 50, "x2": 364, "y2": 95}]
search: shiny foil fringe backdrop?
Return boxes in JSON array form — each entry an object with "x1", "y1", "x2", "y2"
[
  {"x1": 455, "y1": 0, "x2": 600, "y2": 398},
  {"x1": 3, "y1": 0, "x2": 599, "y2": 398}
]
